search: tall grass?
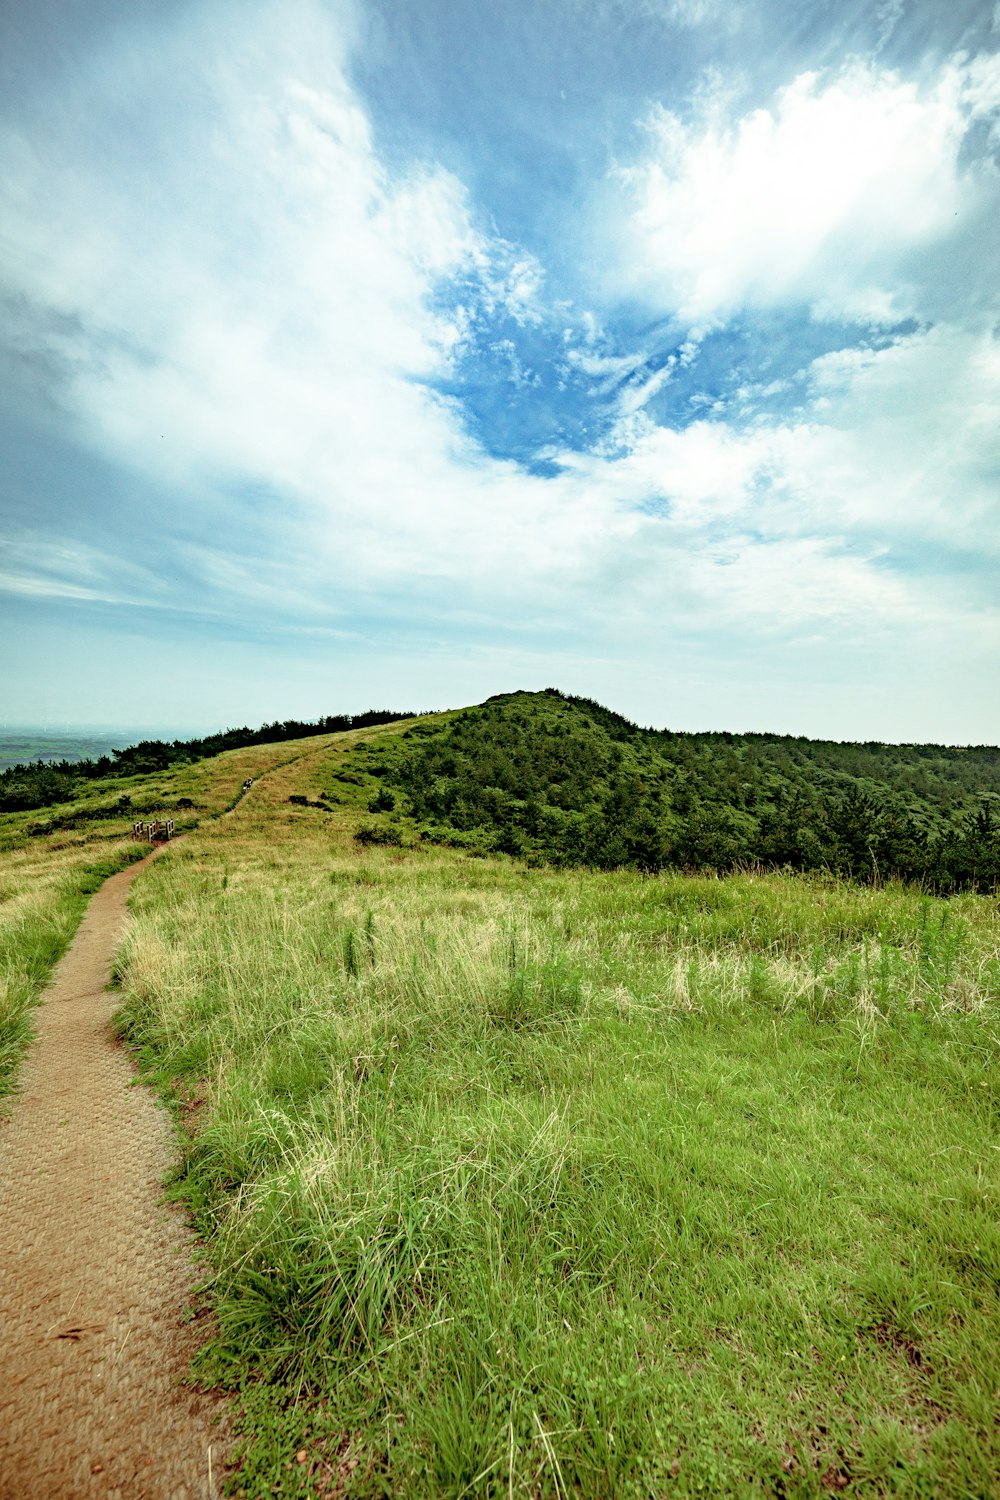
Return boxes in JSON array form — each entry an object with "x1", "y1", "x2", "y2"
[
  {"x1": 0, "y1": 734, "x2": 341, "y2": 1098},
  {"x1": 115, "y1": 759, "x2": 1000, "y2": 1497},
  {"x1": 0, "y1": 841, "x2": 152, "y2": 1099}
]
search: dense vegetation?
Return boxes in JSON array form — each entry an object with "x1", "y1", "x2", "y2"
[
  {"x1": 363, "y1": 690, "x2": 1000, "y2": 892},
  {"x1": 0, "y1": 709, "x2": 413, "y2": 813}
]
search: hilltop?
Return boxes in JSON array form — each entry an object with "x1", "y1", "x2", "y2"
[
  {"x1": 344, "y1": 689, "x2": 1000, "y2": 892},
  {"x1": 5, "y1": 688, "x2": 998, "y2": 891}
]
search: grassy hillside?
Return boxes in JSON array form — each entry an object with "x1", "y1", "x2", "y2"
[
  {"x1": 106, "y1": 716, "x2": 1000, "y2": 1497},
  {"x1": 0, "y1": 730, "x2": 369, "y2": 1101},
  {"x1": 0, "y1": 709, "x2": 413, "y2": 813},
  {"x1": 355, "y1": 690, "x2": 1000, "y2": 892}
]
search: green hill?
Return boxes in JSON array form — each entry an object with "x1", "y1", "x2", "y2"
[
  {"x1": 0, "y1": 709, "x2": 413, "y2": 813},
  {"x1": 6, "y1": 710, "x2": 999, "y2": 1494},
  {"x1": 355, "y1": 689, "x2": 1000, "y2": 891}
]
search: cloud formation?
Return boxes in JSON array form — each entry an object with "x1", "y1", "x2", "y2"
[
  {"x1": 616, "y1": 56, "x2": 1000, "y2": 325},
  {"x1": 1, "y1": 0, "x2": 998, "y2": 738}
]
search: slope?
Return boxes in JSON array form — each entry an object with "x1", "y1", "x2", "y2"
[
  {"x1": 354, "y1": 689, "x2": 1000, "y2": 890},
  {"x1": 110, "y1": 714, "x2": 1000, "y2": 1497}
]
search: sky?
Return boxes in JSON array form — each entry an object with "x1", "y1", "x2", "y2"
[{"x1": 1, "y1": 0, "x2": 998, "y2": 742}]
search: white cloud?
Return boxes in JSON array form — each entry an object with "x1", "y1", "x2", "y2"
[
  {"x1": 0, "y1": 5, "x2": 536, "y2": 582},
  {"x1": 779, "y1": 324, "x2": 1000, "y2": 555},
  {"x1": 615, "y1": 56, "x2": 1000, "y2": 325},
  {"x1": 0, "y1": 536, "x2": 164, "y2": 608},
  {"x1": 553, "y1": 317, "x2": 1000, "y2": 641},
  {"x1": 660, "y1": 0, "x2": 736, "y2": 26},
  {"x1": 564, "y1": 347, "x2": 647, "y2": 380},
  {"x1": 2, "y1": 2, "x2": 998, "y2": 739},
  {"x1": 616, "y1": 362, "x2": 675, "y2": 416}
]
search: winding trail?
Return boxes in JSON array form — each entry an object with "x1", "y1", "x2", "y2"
[{"x1": 0, "y1": 850, "x2": 228, "y2": 1499}]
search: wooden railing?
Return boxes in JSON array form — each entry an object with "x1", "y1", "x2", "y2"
[{"x1": 132, "y1": 818, "x2": 175, "y2": 843}]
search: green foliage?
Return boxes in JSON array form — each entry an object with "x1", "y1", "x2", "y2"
[
  {"x1": 376, "y1": 689, "x2": 1000, "y2": 891},
  {"x1": 354, "y1": 822, "x2": 403, "y2": 847}
]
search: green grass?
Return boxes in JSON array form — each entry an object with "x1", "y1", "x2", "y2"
[
  {"x1": 112, "y1": 745, "x2": 1000, "y2": 1498},
  {"x1": 0, "y1": 733, "x2": 348, "y2": 1098},
  {"x1": 0, "y1": 842, "x2": 155, "y2": 1101}
]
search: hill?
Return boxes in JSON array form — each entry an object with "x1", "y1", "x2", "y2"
[
  {"x1": 4, "y1": 689, "x2": 998, "y2": 890},
  {"x1": 4, "y1": 712, "x2": 999, "y2": 1494},
  {"x1": 116, "y1": 727, "x2": 999, "y2": 1495},
  {"x1": 0, "y1": 709, "x2": 413, "y2": 813},
  {"x1": 356, "y1": 690, "x2": 1000, "y2": 891}
]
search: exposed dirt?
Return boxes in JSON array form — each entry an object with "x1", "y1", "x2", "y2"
[{"x1": 0, "y1": 851, "x2": 228, "y2": 1499}]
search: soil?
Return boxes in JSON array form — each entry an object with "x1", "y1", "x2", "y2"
[{"x1": 0, "y1": 851, "x2": 229, "y2": 1499}]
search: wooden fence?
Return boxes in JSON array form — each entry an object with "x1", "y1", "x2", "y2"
[{"x1": 132, "y1": 818, "x2": 175, "y2": 843}]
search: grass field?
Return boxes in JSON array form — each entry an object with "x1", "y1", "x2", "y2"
[
  {"x1": 0, "y1": 733, "x2": 351, "y2": 1101},
  {"x1": 111, "y1": 733, "x2": 1000, "y2": 1497},
  {"x1": 0, "y1": 840, "x2": 151, "y2": 1100}
]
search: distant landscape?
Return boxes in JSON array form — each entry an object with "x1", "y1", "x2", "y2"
[
  {"x1": 2, "y1": 694, "x2": 998, "y2": 1495},
  {"x1": 5, "y1": 690, "x2": 997, "y2": 890},
  {"x1": 0, "y1": 734, "x2": 130, "y2": 774}
]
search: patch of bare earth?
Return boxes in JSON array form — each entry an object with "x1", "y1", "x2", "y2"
[{"x1": 0, "y1": 852, "x2": 228, "y2": 1499}]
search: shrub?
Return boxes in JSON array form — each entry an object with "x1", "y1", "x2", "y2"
[{"x1": 354, "y1": 823, "x2": 402, "y2": 847}]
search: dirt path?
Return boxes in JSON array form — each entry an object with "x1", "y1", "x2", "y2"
[{"x1": 0, "y1": 851, "x2": 228, "y2": 1499}]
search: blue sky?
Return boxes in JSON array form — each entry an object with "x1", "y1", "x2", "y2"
[{"x1": 2, "y1": 0, "x2": 998, "y2": 739}]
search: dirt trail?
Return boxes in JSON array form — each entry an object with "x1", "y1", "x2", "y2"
[{"x1": 0, "y1": 851, "x2": 227, "y2": 1499}]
